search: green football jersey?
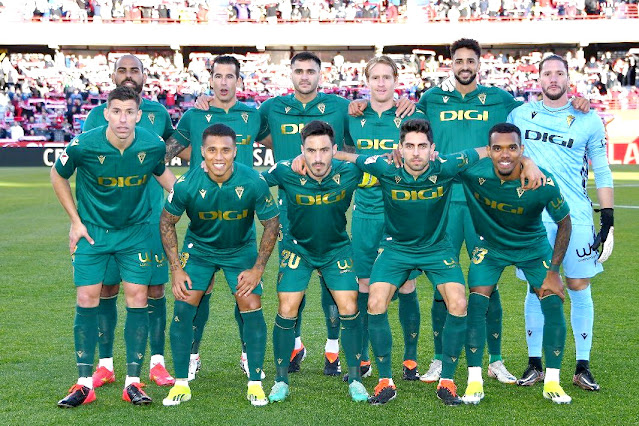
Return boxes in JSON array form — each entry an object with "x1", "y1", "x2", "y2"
[
  {"x1": 418, "y1": 85, "x2": 522, "y2": 202},
  {"x1": 258, "y1": 92, "x2": 350, "y2": 161},
  {"x1": 262, "y1": 159, "x2": 362, "y2": 257},
  {"x1": 355, "y1": 149, "x2": 479, "y2": 249},
  {"x1": 344, "y1": 105, "x2": 427, "y2": 218},
  {"x1": 83, "y1": 98, "x2": 174, "y2": 223},
  {"x1": 55, "y1": 126, "x2": 166, "y2": 229},
  {"x1": 164, "y1": 163, "x2": 279, "y2": 251},
  {"x1": 172, "y1": 102, "x2": 266, "y2": 168},
  {"x1": 460, "y1": 159, "x2": 570, "y2": 251}
]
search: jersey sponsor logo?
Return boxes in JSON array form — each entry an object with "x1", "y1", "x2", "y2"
[
  {"x1": 237, "y1": 135, "x2": 252, "y2": 145},
  {"x1": 356, "y1": 138, "x2": 397, "y2": 151},
  {"x1": 97, "y1": 174, "x2": 149, "y2": 187},
  {"x1": 235, "y1": 186, "x2": 244, "y2": 199},
  {"x1": 443, "y1": 96, "x2": 450, "y2": 104},
  {"x1": 391, "y1": 187, "x2": 444, "y2": 201},
  {"x1": 317, "y1": 103, "x2": 326, "y2": 114},
  {"x1": 394, "y1": 117, "x2": 402, "y2": 128},
  {"x1": 205, "y1": 114, "x2": 212, "y2": 123},
  {"x1": 295, "y1": 190, "x2": 347, "y2": 205},
  {"x1": 524, "y1": 130, "x2": 574, "y2": 148},
  {"x1": 138, "y1": 252, "x2": 152, "y2": 266},
  {"x1": 566, "y1": 115, "x2": 575, "y2": 127},
  {"x1": 473, "y1": 192, "x2": 524, "y2": 214},
  {"x1": 241, "y1": 112, "x2": 249, "y2": 123},
  {"x1": 456, "y1": 153, "x2": 469, "y2": 167},
  {"x1": 281, "y1": 123, "x2": 305, "y2": 135},
  {"x1": 478, "y1": 93, "x2": 487, "y2": 104},
  {"x1": 199, "y1": 189, "x2": 207, "y2": 198},
  {"x1": 284, "y1": 106, "x2": 292, "y2": 114},
  {"x1": 337, "y1": 259, "x2": 353, "y2": 273},
  {"x1": 148, "y1": 112, "x2": 155, "y2": 125},
  {"x1": 440, "y1": 110, "x2": 489, "y2": 121},
  {"x1": 138, "y1": 152, "x2": 146, "y2": 164},
  {"x1": 517, "y1": 187, "x2": 525, "y2": 198},
  {"x1": 98, "y1": 155, "x2": 106, "y2": 164},
  {"x1": 428, "y1": 175, "x2": 438, "y2": 184},
  {"x1": 478, "y1": 177, "x2": 486, "y2": 185},
  {"x1": 549, "y1": 196, "x2": 565, "y2": 210},
  {"x1": 443, "y1": 258, "x2": 457, "y2": 267},
  {"x1": 360, "y1": 119, "x2": 366, "y2": 127},
  {"x1": 332, "y1": 174, "x2": 340, "y2": 185},
  {"x1": 198, "y1": 209, "x2": 250, "y2": 221},
  {"x1": 155, "y1": 253, "x2": 166, "y2": 264}
]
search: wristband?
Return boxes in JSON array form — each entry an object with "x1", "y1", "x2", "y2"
[{"x1": 549, "y1": 263, "x2": 560, "y2": 273}]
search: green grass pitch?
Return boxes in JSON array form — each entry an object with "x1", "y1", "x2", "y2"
[{"x1": 0, "y1": 165, "x2": 638, "y2": 425}]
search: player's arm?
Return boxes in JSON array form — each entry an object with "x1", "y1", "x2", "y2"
[
  {"x1": 540, "y1": 214, "x2": 572, "y2": 301},
  {"x1": 236, "y1": 215, "x2": 280, "y2": 298},
  {"x1": 165, "y1": 134, "x2": 187, "y2": 163},
  {"x1": 519, "y1": 157, "x2": 546, "y2": 190},
  {"x1": 257, "y1": 133, "x2": 273, "y2": 150},
  {"x1": 333, "y1": 150, "x2": 360, "y2": 163},
  {"x1": 194, "y1": 94, "x2": 215, "y2": 110},
  {"x1": 50, "y1": 167, "x2": 94, "y2": 253},
  {"x1": 159, "y1": 209, "x2": 192, "y2": 301},
  {"x1": 154, "y1": 167, "x2": 177, "y2": 192}
]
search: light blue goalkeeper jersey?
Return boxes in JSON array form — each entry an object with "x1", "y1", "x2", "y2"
[{"x1": 508, "y1": 100, "x2": 612, "y2": 226}]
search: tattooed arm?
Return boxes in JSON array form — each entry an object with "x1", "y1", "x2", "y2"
[
  {"x1": 235, "y1": 215, "x2": 280, "y2": 298},
  {"x1": 539, "y1": 214, "x2": 572, "y2": 301},
  {"x1": 165, "y1": 135, "x2": 187, "y2": 163},
  {"x1": 160, "y1": 209, "x2": 191, "y2": 300}
]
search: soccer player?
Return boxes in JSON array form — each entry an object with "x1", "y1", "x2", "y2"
[
  {"x1": 160, "y1": 123, "x2": 279, "y2": 406},
  {"x1": 263, "y1": 120, "x2": 368, "y2": 403},
  {"x1": 459, "y1": 123, "x2": 573, "y2": 405},
  {"x1": 53, "y1": 86, "x2": 176, "y2": 407},
  {"x1": 165, "y1": 55, "x2": 268, "y2": 381},
  {"x1": 83, "y1": 54, "x2": 176, "y2": 389},
  {"x1": 343, "y1": 55, "x2": 426, "y2": 381},
  {"x1": 334, "y1": 119, "x2": 487, "y2": 406},
  {"x1": 508, "y1": 54, "x2": 614, "y2": 391}
]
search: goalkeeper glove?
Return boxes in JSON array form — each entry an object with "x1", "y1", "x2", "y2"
[{"x1": 592, "y1": 208, "x2": 614, "y2": 263}]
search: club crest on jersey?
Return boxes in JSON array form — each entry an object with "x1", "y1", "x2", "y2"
[
  {"x1": 332, "y1": 174, "x2": 340, "y2": 185},
  {"x1": 394, "y1": 117, "x2": 402, "y2": 128},
  {"x1": 205, "y1": 114, "x2": 212, "y2": 123},
  {"x1": 360, "y1": 119, "x2": 366, "y2": 127},
  {"x1": 532, "y1": 111, "x2": 538, "y2": 119},
  {"x1": 443, "y1": 96, "x2": 449, "y2": 103},
  {"x1": 317, "y1": 103, "x2": 326, "y2": 114},
  {"x1": 199, "y1": 189, "x2": 207, "y2": 199},
  {"x1": 395, "y1": 176, "x2": 401, "y2": 184},
  {"x1": 300, "y1": 177, "x2": 307, "y2": 186},
  {"x1": 148, "y1": 112, "x2": 155, "y2": 124},
  {"x1": 428, "y1": 175, "x2": 438, "y2": 184},
  {"x1": 70, "y1": 138, "x2": 79, "y2": 146},
  {"x1": 478, "y1": 177, "x2": 486, "y2": 185},
  {"x1": 235, "y1": 186, "x2": 244, "y2": 199},
  {"x1": 285, "y1": 106, "x2": 292, "y2": 114},
  {"x1": 478, "y1": 93, "x2": 487, "y2": 104},
  {"x1": 98, "y1": 155, "x2": 106, "y2": 164},
  {"x1": 566, "y1": 115, "x2": 576, "y2": 127},
  {"x1": 137, "y1": 152, "x2": 146, "y2": 164},
  {"x1": 241, "y1": 112, "x2": 249, "y2": 123},
  {"x1": 517, "y1": 187, "x2": 525, "y2": 198}
]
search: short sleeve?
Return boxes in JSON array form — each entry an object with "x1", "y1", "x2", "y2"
[
  {"x1": 54, "y1": 139, "x2": 81, "y2": 179},
  {"x1": 544, "y1": 174, "x2": 571, "y2": 223},
  {"x1": 164, "y1": 178, "x2": 188, "y2": 217},
  {"x1": 439, "y1": 148, "x2": 480, "y2": 177},
  {"x1": 257, "y1": 99, "x2": 272, "y2": 141},
  {"x1": 355, "y1": 154, "x2": 392, "y2": 177},
  {"x1": 172, "y1": 110, "x2": 193, "y2": 147},
  {"x1": 254, "y1": 178, "x2": 279, "y2": 221}
]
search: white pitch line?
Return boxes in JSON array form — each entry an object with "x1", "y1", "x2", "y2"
[{"x1": 593, "y1": 204, "x2": 639, "y2": 209}]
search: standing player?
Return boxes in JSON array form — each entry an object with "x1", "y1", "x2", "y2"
[
  {"x1": 508, "y1": 54, "x2": 614, "y2": 391},
  {"x1": 160, "y1": 124, "x2": 279, "y2": 406},
  {"x1": 164, "y1": 55, "x2": 268, "y2": 381},
  {"x1": 83, "y1": 54, "x2": 177, "y2": 389},
  {"x1": 334, "y1": 119, "x2": 486, "y2": 406},
  {"x1": 459, "y1": 123, "x2": 573, "y2": 405},
  {"x1": 343, "y1": 56, "x2": 426, "y2": 381},
  {"x1": 263, "y1": 120, "x2": 368, "y2": 403},
  {"x1": 53, "y1": 86, "x2": 176, "y2": 407}
]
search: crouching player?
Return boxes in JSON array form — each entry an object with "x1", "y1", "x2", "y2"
[
  {"x1": 159, "y1": 124, "x2": 279, "y2": 406},
  {"x1": 459, "y1": 123, "x2": 573, "y2": 404},
  {"x1": 53, "y1": 86, "x2": 176, "y2": 407},
  {"x1": 263, "y1": 120, "x2": 368, "y2": 403}
]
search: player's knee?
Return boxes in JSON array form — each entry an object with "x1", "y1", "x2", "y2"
[
  {"x1": 237, "y1": 295, "x2": 262, "y2": 312},
  {"x1": 399, "y1": 279, "x2": 416, "y2": 294},
  {"x1": 147, "y1": 284, "x2": 165, "y2": 299},
  {"x1": 367, "y1": 295, "x2": 388, "y2": 315},
  {"x1": 337, "y1": 299, "x2": 357, "y2": 316},
  {"x1": 446, "y1": 296, "x2": 467, "y2": 316},
  {"x1": 278, "y1": 301, "x2": 300, "y2": 318},
  {"x1": 100, "y1": 284, "x2": 120, "y2": 298},
  {"x1": 77, "y1": 292, "x2": 100, "y2": 308},
  {"x1": 566, "y1": 278, "x2": 590, "y2": 291}
]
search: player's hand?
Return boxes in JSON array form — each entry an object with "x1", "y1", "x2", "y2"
[
  {"x1": 540, "y1": 271, "x2": 565, "y2": 301},
  {"x1": 520, "y1": 159, "x2": 546, "y2": 190},
  {"x1": 592, "y1": 208, "x2": 614, "y2": 263},
  {"x1": 391, "y1": 148, "x2": 403, "y2": 167},
  {"x1": 440, "y1": 75, "x2": 456, "y2": 92},
  {"x1": 570, "y1": 96, "x2": 590, "y2": 113},
  {"x1": 348, "y1": 99, "x2": 368, "y2": 117},
  {"x1": 291, "y1": 154, "x2": 308, "y2": 175},
  {"x1": 394, "y1": 97, "x2": 415, "y2": 118},
  {"x1": 236, "y1": 267, "x2": 263, "y2": 298},
  {"x1": 194, "y1": 94, "x2": 214, "y2": 110},
  {"x1": 171, "y1": 267, "x2": 192, "y2": 301},
  {"x1": 69, "y1": 221, "x2": 94, "y2": 254}
]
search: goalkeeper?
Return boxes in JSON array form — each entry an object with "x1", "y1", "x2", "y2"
[{"x1": 508, "y1": 54, "x2": 614, "y2": 392}]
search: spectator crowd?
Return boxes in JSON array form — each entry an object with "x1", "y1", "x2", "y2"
[{"x1": 1, "y1": 49, "x2": 638, "y2": 141}]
